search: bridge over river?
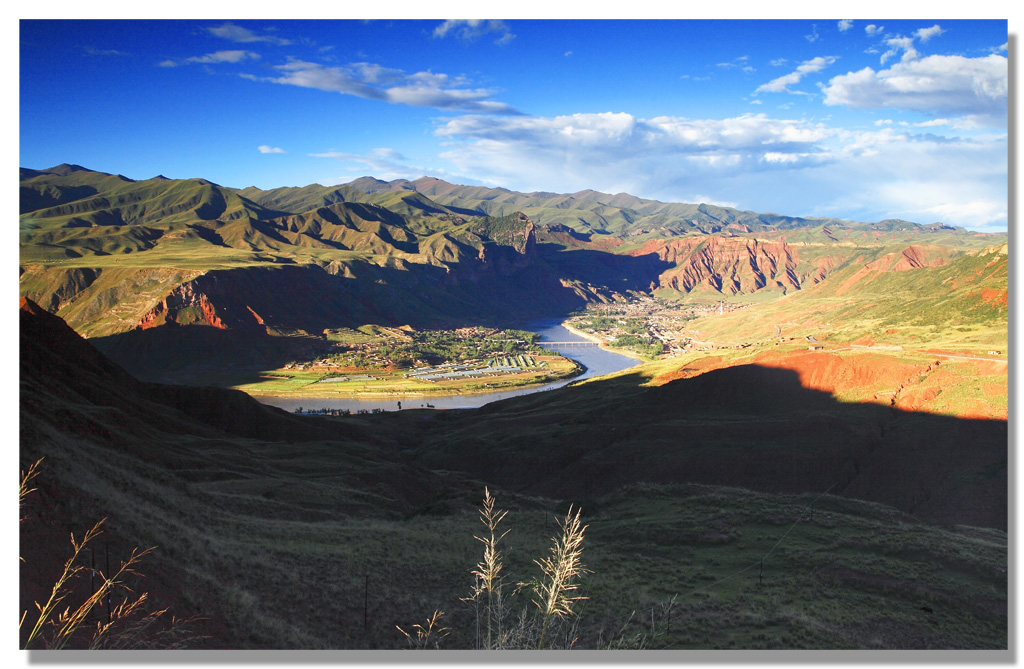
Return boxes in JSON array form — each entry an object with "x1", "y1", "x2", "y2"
[{"x1": 537, "y1": 341, "x2": 599, "y2": 348}]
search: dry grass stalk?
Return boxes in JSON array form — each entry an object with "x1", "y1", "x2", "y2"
[
  {"x1": 470, "y1": 487, "x2": 509, "y2": 649},
  {"x1": 22, "y1": 518, "x2": 159, "y2": 650},
  {"x1": 20, "y1": 462, "x2": 199, "y2": 649},
  {"x1": 396, "y1": 609, "x2": 449, "y2": 649},
  {"x1": 527, "y1": 505, "x2": 590, "y2": 649},
  {"x1": 19, "y1": 458, "x2": 43, "y2": 523}
]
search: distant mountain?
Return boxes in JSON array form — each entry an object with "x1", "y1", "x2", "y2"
[{"x1": 341, "y1": 175, "x2": 978, "y2": 242}]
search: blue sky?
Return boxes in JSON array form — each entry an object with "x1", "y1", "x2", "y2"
[{"x1": 19, "y1": 17, "x2": 1011, "y2": 230}]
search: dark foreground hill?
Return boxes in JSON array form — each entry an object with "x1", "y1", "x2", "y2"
[{"x1": 19, "y1": 299, "x2": 1006, "y2": 650}]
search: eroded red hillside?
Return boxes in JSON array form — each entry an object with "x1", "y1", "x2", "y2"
[{"x1": 650, "y1": 347, "x2": 1006, "y2": 420}]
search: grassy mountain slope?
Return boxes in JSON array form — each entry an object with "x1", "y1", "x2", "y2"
[
  {"x1": 21, "y1": 167, "x2": 592, "y2": 375},
  {"x1": 377, "y1": 176, "x2": 997, "y2": 245},
  {"x1": 679, "y1": 244, "x2": 1008, "y2": 354}
]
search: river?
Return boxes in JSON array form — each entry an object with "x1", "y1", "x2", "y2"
[{"x1": 256, "y1": 318, "x2": 640, "y2": 413}]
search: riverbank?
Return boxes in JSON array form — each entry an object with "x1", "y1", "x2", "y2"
[
  {"x1": 561, "y1": 321, "x2": 651, "y2": 362},
  {"x1": 256, "y1": 318, "x2": 641, "y2": 413},
  {"x1": 235, "y1": 358, "x2": 585, "y2": 400}
]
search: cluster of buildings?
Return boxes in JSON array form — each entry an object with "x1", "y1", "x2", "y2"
[{"x1": 573, "y1": 297, "x2": 752, "y2": 356}]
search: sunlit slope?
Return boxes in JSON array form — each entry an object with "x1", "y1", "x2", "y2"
[
  {"x1": 682, "y1": 243, "x2": 1007, "y2": 351},
  {"x1": 613, "y1": 243, "x2": 1008, "y2": 420},
  {"x1": 19, "y1": 167, "x2": 560, "y2": 349}
]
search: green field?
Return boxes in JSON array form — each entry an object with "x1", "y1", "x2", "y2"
[{"x1": 226, "y1": 354, "x2": 579, "y2": 399}]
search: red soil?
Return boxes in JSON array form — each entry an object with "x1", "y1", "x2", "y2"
[
  {"x1": 851, "y1": 334, "x2": 876, "y2": 347},
  {"x1": 980, "y1": 288, "x2": 1008, "y2": 307},
  {"x1": 653, "y1": 347, "x2": 1006, "y2": 420}
]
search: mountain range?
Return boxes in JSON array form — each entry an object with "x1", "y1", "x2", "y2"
[{"x1": 19, "y1": 164, "x2": 1005, "y2": 377}]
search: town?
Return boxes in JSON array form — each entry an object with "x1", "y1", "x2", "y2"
[{"x1": 567, "y1": 296, "x2": 751, "y2": 358}]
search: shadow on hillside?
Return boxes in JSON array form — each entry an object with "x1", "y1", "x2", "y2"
[
  {"x1": 88, "y1": 245, "x2": 673, "y2": 381},
  {"x1": 536, "y1": 243, "x2": 674, "y2": 293},
  {"x1": 417, "y1": 364, "x2": 1008, "y2": 530}
]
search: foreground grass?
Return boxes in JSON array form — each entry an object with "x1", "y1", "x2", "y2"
[{"x1": 23, "y1": 425, "x2": 1006, "y2": 649}]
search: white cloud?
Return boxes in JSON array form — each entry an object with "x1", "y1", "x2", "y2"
[
  {"x1": 258, "y1": 145, "x2": 286, "y2": 154},
  {"x1": 84, "y1": 46, "x2": 129, "y2": 57},
  {"x1": 805, "y1": 24, "x2": 820, "y2": 43},
  {"x1": 187, "y1": 50, "x2": 260, "y2": 65},
  {"x1": 865, "y1": 24, "x2": 885, "y2": 36},
  {"x1": 880, "y1": 36, "x2": 919, "y2": 65},
  {"x1": 160, "y1": 50, "x2": 260, "y2": 67},
  {"x1": 247, "y1": 59, "x2": 521, "y2": 115},
  {"x1": 432, "y1": 110, "x2": 1006, "y2": 230},
  {"x1": 205, "y1": 22, "x2": 292, "y2": 46},
  {"x1": 754, "y1": 56, "x2": 836, "y2": 95},
  {"x1": 822, "y1": 53, "x2": 1008, "y2": 124},
  {"x1": 838, "y1": 20, "x2": 853, "y2": 32},
  {"x1": 689, "y1": 195, "x2": 739, "y2": 208},
  {"x1": 310, "y1": 148, "x2": 420, "y2": 182},
  {"x1": 717, "y1": 56, "x2": 755, "y2": 73},
  {"x1": 917, "y1": 200, "x2": 1006, "y2": 228},
  {"x1": 433, "y1": 19, "x2": 515, "y2": 45},
  {"x1": 438, "y1": 112, "x2": 832, "y2": 156},
  {"x1": 821, "y1": 129, "x2": 1007, "y2": 229},
  {"x1": 435, "y1": 112, "x2": 836, "y2": 200},
  {"x1": 914, "y1": 25, "x2": 945, "y2": 43}
]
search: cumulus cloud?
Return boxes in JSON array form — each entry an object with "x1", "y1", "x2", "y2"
[
  {"x1": 822, "y1": 53, "x2": 1008, "y2": 124},
  {"x1": 755, "y1": 56, "x2": 837, "y2": 95},
  {"x1": 880, "y1": 36, "x2": 919, "y2": 64},
  {"x1": 435, "y1": 112, "x2": 836, "y2": 198},
  {"x1": 433, "y1": 19, "x2": 515, "y2": 45},
  {"x1": 914, "y1": 25, "x2": 945, "y2": 43},
  {"x1": 432, "y1": 110, "x2": 1006, "y2": 230},
  {"x1": 205, "y1": 22, "x2": 292, "y2": 45},
  {"x1": 838, "y1": 19, "x2": 853, "y2": 32},
  {"x1": 246, "y1": 59, "x2": 521, "y2": 114},
  {"x1": 258, "y1": 145, "x2": 286, "y2": 154},
  {"x1": 865, "y1": 24, "x2": 885, "y2": 36}
]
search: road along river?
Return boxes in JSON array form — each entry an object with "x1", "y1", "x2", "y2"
[{"x1": 256, "y1": 318, "x2": 640, "y2": 413}]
